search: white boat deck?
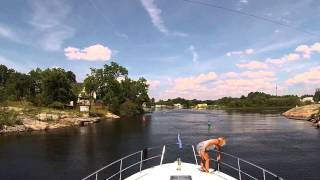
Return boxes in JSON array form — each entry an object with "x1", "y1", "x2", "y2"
[{"x1": 126, "y1": 161, "x2": 237, "y2": 180}]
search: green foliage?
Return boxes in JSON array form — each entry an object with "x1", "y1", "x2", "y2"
[
  {"x1": 85, "y1": 62, "x2": 150, "y2": 116},
  {"x1": 1, "y1": 62, "x2": 151, "y2": 116},
  {"x1": 0, "y1": 86, "x2": 6, "y2": 103},
  {"x1": 6, "y1": 72, "x2": 34, "y2": 101},
  {"x1": 119, "y1": 99, "x2": 140, "y2": 117},
  {"x1": 313, "y1": 91, "x2": 320, "y2": 102},
  {"x1": 157, "y1": 92, "x2": 300, "y2": 109},
  {"x1": 0, "y1": 110, "x2": 22, "y2": 129},
  {"x1": 48, "y1": 101, "x2": 65, "y2": 109},
  {"x1": 0, "y1": 64, "x2": 77, "y2": 108},
  {"x1": 41, "y1": 68, "x2": 76, "y2": 105}
]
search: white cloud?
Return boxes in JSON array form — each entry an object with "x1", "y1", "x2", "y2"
[
  {"x1": 221, "y1": 72, "x2": 239, "y2": 78},
  {"x1": 140, "y1": 0, "x2": 187, "y2": 37},
  {"x1": 295, "y1": 44, "x2": 311, "y2": 59},
  {"x1": 173, "y1": 72, "x2": 217, "y2": 91},
  {"x1": 266, "y1": 53, "x2": 300, "y2": 65},
  {"x1": 64, "y1": 44, "x2": 112, "y2": 61},
  {"x1": 140, "y1": 0, "x2": 167, "y2": 33},
  {"x1": 226, "y1": 48, "x2": 254, "y2": 56},
  {"x1": 265, "y1": 58, "x2": 286, "y2": 65},
  {"x1": 147, "y1": 80, "x2": 161, "y2": 89},
  {"x1": 236, "y1": 61, "x2": 268, "y2": 70},
  {"x1": 286, "y1": 67, "x2": 320, "y2": 85},
  {"x1": 295, "y1": 42, "x2": 320, "y2": 59},
  {"x1": 188, "y1": 45, "x2": 199, "y2": 62},
  {"x1": 0, "y1": 25, "x2": 18, "y2": 41},
  {"x1": 29, "y1": 0, "x2": 74, "y2": 51},
  {"x1": 240, "y1": 71, "x2": 275, "y2": 78},
  {"x1": 240, "y1": 0, "x2": 248, "y2": 3}
]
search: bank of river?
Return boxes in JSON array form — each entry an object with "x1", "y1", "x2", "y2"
[
  {"x1": 0, "y1": 109, "x2": 319, "y2": 179},
  {"x1": 0, "y1": 107, "x2": 120, "y2": 134},
  {"x1": 282, "y1": 104, "x2": 320, "y2": 127}
]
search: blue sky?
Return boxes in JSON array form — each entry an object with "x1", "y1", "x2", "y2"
[{"x1": 1, "y1": 0, "x2": 320, "y2": 100}]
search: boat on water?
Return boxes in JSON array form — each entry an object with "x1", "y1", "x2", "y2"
[{"x1": 82, "y1": 140, "x2": 283, "y2": 180}]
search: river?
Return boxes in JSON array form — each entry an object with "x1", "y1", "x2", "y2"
[{"x1": 0, "y1": 109, "x2": 319, "y2": 180}]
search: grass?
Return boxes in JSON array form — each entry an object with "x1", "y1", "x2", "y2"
[
  {"x1": 89, "y1": 106, "x2": 110, "y2": 117},
  {"x1": 0, "y1": 110, "x2": 22, "y2": 129},
  {"x1": 2, "y1": 100, "x2": 110, "y2": 119}
]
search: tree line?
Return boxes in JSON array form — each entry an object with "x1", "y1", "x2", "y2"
[
  {"x1": 0, "y1": 62, "x2": 150, "y2": 116},
  {"x1": 156, "y1": 92, "x2": 302, "y2": 108}
]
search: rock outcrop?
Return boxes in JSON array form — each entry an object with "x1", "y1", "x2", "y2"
[
  {"x1": 0, "y1": 110, "x2": 118, "y2": 134},
  {"x1": 282, "y1": 104, "x2": 320, "y2": 120},
  {"x1": 105, "y1": 112, "x2": 120, "y2": 119}
]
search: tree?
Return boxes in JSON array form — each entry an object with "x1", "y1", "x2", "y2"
[
  {"x1": 6, "y1": 72, "x2": 33, "y2": 101},
  {"x1": 83, "y1": 75, "x2": 99, "y2": 109},
  {"x1": 0, "y1": 64, "x2": 14, "y2": 86},
  {"x1": 86, "y1": 62, "x2": 150, "y2": 116},
  {"x1": 41, "y1": 68, "x2": 76, "y2": 106},
  {"x1": 314, "y1": 91, "x2": 320, "y2": 103}
]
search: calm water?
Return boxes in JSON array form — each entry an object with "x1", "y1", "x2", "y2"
[{"x1": 0, "y1": 109, "x2": 319, "y2": 180}]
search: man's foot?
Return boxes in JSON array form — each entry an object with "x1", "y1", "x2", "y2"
[{"x1": 199, "y1": 167, "x2": 206, "y2": 172}]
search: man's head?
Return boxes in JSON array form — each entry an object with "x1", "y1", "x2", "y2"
[{"x1": 218, "y1": 137, "x2": 226, "y2": 146}]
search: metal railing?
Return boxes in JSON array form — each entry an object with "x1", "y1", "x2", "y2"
[
  {"x1": 82, "y1": 144, "x2": 283, "y2": 180},
  {"x1": 201, "y1": 149, "x2": 284, "y2": 180},
  {"x1": 82, "y1": 145, "x2": 166, "y2": 180}
]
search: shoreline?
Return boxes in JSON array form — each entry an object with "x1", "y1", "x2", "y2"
[
  {"x1": 0, "y1": 107, "x2": 120, "y2": 135},
  {"x1": 282, "y1": 104, "x2": 320, "y2": 128}
]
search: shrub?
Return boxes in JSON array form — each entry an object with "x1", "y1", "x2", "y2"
[
  {"x1": 48, "y1": 101, "x2": 65, "y2": 109},
  {"x1": 0, "y1": 110, "x2": 21, "y2": 129},
  {"x1": 119, "y1": 100, "x2": 140, "y2": 117}
]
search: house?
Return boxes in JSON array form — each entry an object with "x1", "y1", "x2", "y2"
[
  {"x1": 77, "y1": 87, "x2": 97, "y2": 106},
  {"x1": 195, "y1": 103, "x2": 208, "y2": 109},
  {"x1": 301, "y1": 96, "x2": 314, "y2": 103},
  {"x1": 173, "y1": 103, "x2": 183, "y2": 109}
]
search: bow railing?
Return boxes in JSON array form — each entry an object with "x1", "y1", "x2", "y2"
[{"x1": 82, "y1": 143, "x2": 283, "y2": 180}]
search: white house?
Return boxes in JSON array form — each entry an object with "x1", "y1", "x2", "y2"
[
  {"x1": 195, "y1": 103, "x2": 208, "y2": 109},
  {"x1": 77, "y1": 87, "x2": 97, "y2": 106},
  {"x1": 301, "y1": 97, "x2": 314, "y2": 103},
  {"x1": 174, "y1": 103, "x2": 183, "y2": 109}
]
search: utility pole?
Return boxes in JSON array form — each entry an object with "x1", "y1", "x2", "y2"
[{"x1": 276, "y1": 84, "x2": 278, "y2": 96}]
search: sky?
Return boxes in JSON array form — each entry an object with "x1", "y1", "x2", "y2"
[{"x1": 0, "y1": 0, "x2": 320, "y2": 100}]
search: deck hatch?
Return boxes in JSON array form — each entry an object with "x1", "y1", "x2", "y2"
[{"x1": 170, "y1": 175, "x2": 192, "y2": 180}]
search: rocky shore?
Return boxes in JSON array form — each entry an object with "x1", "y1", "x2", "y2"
[
  {"x1": 0, "y1": 110, "x2": 120, "y2": 134},
  {"x1": 282, "y1": 104, "x2": 320, "y2": 128}
]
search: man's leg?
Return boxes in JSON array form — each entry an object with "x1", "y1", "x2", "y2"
[
  {"x1": 203, "y1": 152, "x2": 210, "y2": 172},
  {"x1": 199, "y1": 151, "x2": 205, "y2": 171}
]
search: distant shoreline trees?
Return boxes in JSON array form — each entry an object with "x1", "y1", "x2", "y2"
[{"x1": 156, "y1": 92, "x2": 301, "y2": 109}]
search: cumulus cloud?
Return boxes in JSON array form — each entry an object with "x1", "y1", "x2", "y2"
[
  {"x1": 64, "y1": 44, "x2": 112, "y2": 61},
  {"x1": 147, "y1": 80, "x2": 161, "y2": 89},
  {"x1": 226, "y1": 48, "x2": 254, "y2": 56},
  {"x1": 266, "y1": 53, "x2": 300, "y2": 65},
  {"x1": 160, "y1": 76, "x2": 277, "y2": 100},
  {"x1": 295, "y1": 42, "x2": 320, "y2": 59},
  {"x1": 286, "y1": 67, "x2": 320, "y2": 85},
  {"x1": 189, "y1": 45, "x2": 199, "y2": 62},
  {"x1": 236, "y1": 61, "x2": 268, "y2": 70},
  {"x1": 173, "y1": 72, "x2": 217, "y2": 91},
  {"x1": 240, "y1": 71, "x2": 275, "y2": 78},
  {"x1": 221, "y1": 72, "x2": 238, "y2": 78}
]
